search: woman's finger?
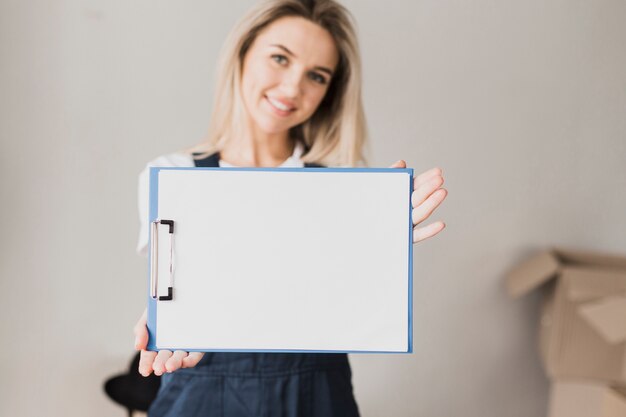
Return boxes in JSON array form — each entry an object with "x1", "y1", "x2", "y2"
[
  {"x1": 165, "y1": 350, "x2": 188, "y2": 373},
  {"x1": 412, "y1": 188, "x2": 447, "y2": 226},
  {"x1": 182, "y1": 352, "x2": 204, "y2": 368},
  {"x1": 389, "y1": 160, "x2": 406, "y2": 169},
  {"x1": 413, "y1": 221, "x2": 446, "y2": 244},
  {"x1": 411, "y1": 175, "x2": 444, "y2": 209},
  {"x1": 414, "y1": 167, "x2": 442, "y2": 189},
  {"x1": 152, "y1": 350, "x2": 173, "y2": 376},
  {"x1": 138, "y1": 349, "x2": 158, "y2": 377}
]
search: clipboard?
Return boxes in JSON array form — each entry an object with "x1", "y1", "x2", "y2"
[{"x1": 147, "y1": 166, "x2": 414, "y2": 353}]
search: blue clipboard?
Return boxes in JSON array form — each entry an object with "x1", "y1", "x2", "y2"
[{"x1": 147, "y1": 166, "x2": 413, "y2": 353}]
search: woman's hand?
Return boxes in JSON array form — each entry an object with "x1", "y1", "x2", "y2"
[
  {"x1": 390, "y1": 160, "x2": 447, "y2": 243},
  {"x1": 134, "y1": 309, "x2": 204, "y2": 376}
]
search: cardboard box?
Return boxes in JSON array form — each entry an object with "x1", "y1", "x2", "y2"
[
  {"x1": 548, "y1": 381, "x2": 626, "y2": 417},
  {"x1": 507, "y1": 248, "x2": 626, "y2": 385}
]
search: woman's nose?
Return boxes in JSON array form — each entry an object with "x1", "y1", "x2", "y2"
[{"x1": 279, "y1": 70, "x2": 304, "y2": 98}]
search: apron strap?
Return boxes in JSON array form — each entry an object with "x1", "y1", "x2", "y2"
[{"x1": 193, "y1": 152, "x2": 326, "y2": 168}]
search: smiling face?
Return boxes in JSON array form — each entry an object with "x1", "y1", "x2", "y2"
[{"x1": 240, "y1": 16, "x2": 340, "y2": 136}]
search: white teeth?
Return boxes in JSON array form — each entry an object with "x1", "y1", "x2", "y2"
[{"x1": 268, "y1": 97, "x2": 292, "y2": 112}]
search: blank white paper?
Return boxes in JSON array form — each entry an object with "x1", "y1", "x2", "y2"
[{"x1": 149, "y1": 168, "x2": 412, "y2": 353}]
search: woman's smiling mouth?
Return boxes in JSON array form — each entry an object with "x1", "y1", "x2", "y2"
[{"x1": 265, "y1": 95, "x2": 296, "y2": 116}]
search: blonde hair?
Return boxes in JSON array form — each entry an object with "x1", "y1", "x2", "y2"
[{"x1": 189, "y1": 0, "x2": 369, "y2": 167}]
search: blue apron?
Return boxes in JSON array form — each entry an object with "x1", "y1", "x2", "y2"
[{"x1": 148, "y1": 151, "x2": 360, "y2": 417}]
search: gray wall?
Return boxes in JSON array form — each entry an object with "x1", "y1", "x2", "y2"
[{"x1": 1, "y1": 0, "x2": 625, "y2": 416}]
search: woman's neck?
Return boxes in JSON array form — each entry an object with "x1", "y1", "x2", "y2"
[{"x1": 220, "y1": 125, "x2": 295, "y2": 168}]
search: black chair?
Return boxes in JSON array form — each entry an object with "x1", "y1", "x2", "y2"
[{"x1": 104, "y1": 352, "x2": 161, "y2": 417}]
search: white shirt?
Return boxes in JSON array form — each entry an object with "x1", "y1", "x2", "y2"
[{"x1": 136, "y1": 142, "x2": 305, "y2": 256}]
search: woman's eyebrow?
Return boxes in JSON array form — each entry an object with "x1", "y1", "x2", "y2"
[
  {"x1": 270, "y1": 43, "x2": 296, "y2": 57},
  {"x1": 269, "y1": 43, "x2": 334, "y2": 76},
  {"x1": 314, "y1": 66, "x2": 334, "y2": 77}
]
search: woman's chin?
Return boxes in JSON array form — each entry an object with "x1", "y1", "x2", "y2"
[{"x1": 253, "y1": 119, "x2": 295, "y2": 136}]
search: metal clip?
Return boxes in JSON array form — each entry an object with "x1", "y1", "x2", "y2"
[{"x1": 150, "y1": 219, "x2": 175, "y2": 301}]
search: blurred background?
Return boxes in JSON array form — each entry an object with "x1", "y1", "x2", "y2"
[{"x1": 1, "y1": 0, "x2": 625, "y2": 416}]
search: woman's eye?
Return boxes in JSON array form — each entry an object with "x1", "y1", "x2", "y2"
[
  {"x1": 271, "y1": 54, "x2": 288, "y2": 65},
  {"x1": 308, "y1": 72, "x2": 328, "y2": 85}
]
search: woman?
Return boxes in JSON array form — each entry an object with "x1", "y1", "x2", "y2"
[{"x1": 134, "y1": 0, "x2": 447, "y2": 415}]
